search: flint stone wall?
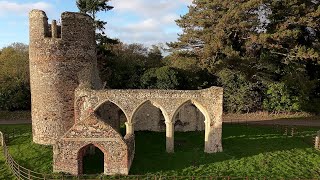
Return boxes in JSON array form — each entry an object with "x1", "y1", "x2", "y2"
[
  {"x1": 29, "y1": 10, "x2": 102, "y2": 145},
  {"x1": 75, "y1": 87, "x2": 223, "y2": 153},
  {"x1": 96, "y1": 101, "x2": 205, "y2": 132},
  {"x1": 53, "y1": 114, "x2": 134, "y2": 175}
]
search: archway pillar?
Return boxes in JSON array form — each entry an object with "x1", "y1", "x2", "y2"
[
  {"x1": 204, "y1": 119, "x2": 211, "y2": 152},
  {"x1": 165, "y1": 121, "x2": 174, "y2": 153},
  {"x1": 125, "y1": 122, "x2": 134, "y2": 135},
  {"x1": 204, "y1": 117, "x2": 223, "y2": 153}
]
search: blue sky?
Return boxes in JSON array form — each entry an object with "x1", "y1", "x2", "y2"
[{"x1": 0, "y1": 0, "x2": 192, "y2": 48}]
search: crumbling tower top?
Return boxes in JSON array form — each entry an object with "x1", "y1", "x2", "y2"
[{"x1": 29, "y1": 9, "x2": 95, "y2": 43}]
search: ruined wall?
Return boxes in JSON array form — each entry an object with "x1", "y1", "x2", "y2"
[
  {"x1": 174, "y1": 104, "x2": 205, "y2": 131},
  {"x1": 133, "y1": 102, "x2": 205, "y2": 132},
  {"x1": 93, "y1": 100, "x2": 205, "y2": 133},
  {"x1": 29, "y1": 10, "x2": 102, "y2": 145},
  {"x1": 133, "y1": 101, "x2": 165, "y2": 132},
  {"x1": 75, "y1": 87, "x2": 223, "y2": 153},
  {"x1": 95, "y1": 102, "x2": 123, "y2": 132},
  {"x1": 53, "y1": 115, "x2": 133, "y2": 175}
]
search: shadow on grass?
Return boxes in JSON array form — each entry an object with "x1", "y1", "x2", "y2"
[
  {"x1": 2, "y1": 124, "x2": 320, "y2": 178},
  {"x1": 130, "y1": 124, "x2": 319, "y2": 175},
  {"x1": 7, "y1": 134, "x2": 53, "y2": 173}
]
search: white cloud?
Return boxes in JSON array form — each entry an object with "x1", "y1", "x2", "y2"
[
  {"x1": 0, "y1": 1, "x2": 53, "y2": 16},
  {"x1": 107, "y1": 0, "x2": 192, "y2": 46},
  {"x1": 112, "y1": 0, "x2": 190, "y2": 16},
  {"x1": 125, "y1": 19, "x2": 160, "y2": 31}
]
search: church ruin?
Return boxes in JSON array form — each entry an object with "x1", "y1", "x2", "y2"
[{"x1": 29, "y1": 9, "x2": 223, "y2": 175}]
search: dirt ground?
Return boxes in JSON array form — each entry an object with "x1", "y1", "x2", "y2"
[
  {"x1": 223, "y1": 118, "x2": 320, "y2": 127},
  {"x1": 223, "y1": 112, "x2": 320, "y2": 127},
  {"x1": 0, "y1": 119, "x2": 31, "y2": 125}
]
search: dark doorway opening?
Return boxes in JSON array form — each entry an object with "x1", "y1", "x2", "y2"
[{"x1": 80, "y1": 144, "x2": 104, "y2": 174}]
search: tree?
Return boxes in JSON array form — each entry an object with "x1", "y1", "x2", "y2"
[
  {"x1": 76, "y1": 0, "x2": 113, "y2": 31},
  {"x1": 140, "y1": 66, "x2": 179, "y2": 89},
  {"x1": 259, "y1": 0, "x2": 320, "y2": 62},
  {"x1": 76, "y1": 0, "x2": 119, "y2": 86},
  {"x1": 0, "y1": 43, "x2": 30, "y2": 110},
  {"x1": 217, "y1": 68, "x2": 264, "y2": 113},
  {"x1": 169, "y1": 0, "x2": 320, "y2": 113},
  {"x1": 163, "y1": 51, "x2": 217, "y2": 90},
  {"x1": 258, "y1": 0, "x2": 320, "y2": 112},
  {"x1": 104, "y1": 43, "x2": 165, "y2": 89},
  {"x1": 168, "y1": 0, "x2": 263, "y2": 73},
  {"x1": 105, "y1": 43, "x2": 148, "y2": 88}
]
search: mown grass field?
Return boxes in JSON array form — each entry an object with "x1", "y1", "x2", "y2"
[{"x1": 0, "y1": 124, "x2": 320, "y2": 179}]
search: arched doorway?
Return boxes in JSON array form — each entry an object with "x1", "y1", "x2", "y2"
[
  {"x1": 132, "y1": 100, "x2": 167, "y2": 152},
  {"x1": 173, "y1": 100, "x2": 206, "y2": 152},
  {"x1": 95, "y1": 101, "x2": 127, "y2": 137},
  {"x1": 133, "y1": 101, "x2": 166, "y2": 132},
  {"x1": 78, "y1": 144, "x2": 104, "y2": 174}
]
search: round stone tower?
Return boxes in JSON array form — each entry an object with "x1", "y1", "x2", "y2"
[{"x1": 29, "y1": 10, "x2": 102, "y2": 145}]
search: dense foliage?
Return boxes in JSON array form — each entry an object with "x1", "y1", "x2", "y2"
[
  {"x1": 168, "y1": 0, "x2": 320, "y2": 113},
  {"x1": 1, "y1": 1, "x2": 320, "y2": 113},
  {"x1": 0, "y1": 43, "x2": 30, "y2": 110}
]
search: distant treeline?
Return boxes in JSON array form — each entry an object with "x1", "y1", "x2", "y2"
[{"x1": 1, "y1": 0, "x2": 319, "y2": 113}]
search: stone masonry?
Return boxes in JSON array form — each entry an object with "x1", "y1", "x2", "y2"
[
  {"x1": 29, "y1": 9, "x2": 223, "y2": 176},
  {"x1": 74, "y1": 87, "x2": 223, "y2": 154},
  {"x1": 29, "y1": 10, "x2": 102, "y2": 145}
]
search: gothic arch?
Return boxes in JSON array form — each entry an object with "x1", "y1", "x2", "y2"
[
  {"x1": 166, "y1": 99, "x2": 211, "y2": 152},
  {"x1": 93, "y1": 100, "x2": 129, "y2": 122},
  {"x1": 131, "y1": 100, "x2": 168, "y2": 132},
  {"x1": 77, "y1": 143, "x2": 107, "y2": 175},
  {"x1": 132, "y1": 100, "x2": 169, "y2": 123},
  {"x1": 94, "y1": 100, "x2": 128, "y2": 136},
  {"x1": 172, "y1": 100, "x2": 210, "y2": 124}
]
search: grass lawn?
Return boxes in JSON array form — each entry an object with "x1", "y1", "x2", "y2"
[
  {"x1": 0, "y1": 124, "x2": 320, "y2": 179},
  {"x1": 0, "y1": 146, "x2": 15, "y2": 180}
]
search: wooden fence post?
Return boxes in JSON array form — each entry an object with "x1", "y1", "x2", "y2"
[
  {"x1": 0, "y1": 131, "x2": 3, "y2": 146},
  {"x1": 284, "y1": 127, "x2": 288, "y2": 136},
  {"x1": 17, "y1": 165, "x2": 20, "y2": 179},
  {"x1": 315, "y1": 131, "x2": 320, "y2": 149},
  {"x1": 291, "y1": 127, "x2": 294, "y2": 136}
]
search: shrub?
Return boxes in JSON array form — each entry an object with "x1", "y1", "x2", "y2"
[
  {"x1": 217, "y1": 69, "x2": 263, "y2": 113},
  {"x1": 263, "y1": 83, "x2": 300, "y2": 112}
]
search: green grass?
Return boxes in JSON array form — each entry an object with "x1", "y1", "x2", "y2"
[
  {"x1": 0, "y1": 146, "x2": 15, "y2": 180},
  {"x1": 131, "y1": 125, "x2": 320, "y2": 179},
  {"x1": 1, "y1": 124, "x2": 320, "y2": 179},
  {"x1": 0, "y1": 124, "x2": 52, "y2": 179}
]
